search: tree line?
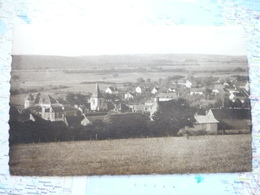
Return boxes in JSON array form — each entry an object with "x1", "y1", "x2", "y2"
[{"x1": 9, "y1": 99, "x2": 198, "y2": 145}]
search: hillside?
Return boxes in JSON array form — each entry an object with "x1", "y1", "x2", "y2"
[{"x1": 11, "y1": 54, "x2": 248, "y2": 70}]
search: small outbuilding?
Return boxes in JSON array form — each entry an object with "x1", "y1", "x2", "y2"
[{"x1": 194, "y1": 115, "x2": 219, "y2": 134}]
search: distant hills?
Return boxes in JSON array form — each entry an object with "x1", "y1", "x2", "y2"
[{"x1": 11, "y1": 54, "x2": 248, "y2": 70}]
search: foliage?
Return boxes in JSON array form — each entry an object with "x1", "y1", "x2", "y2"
[
  {"x1": 177, "y1": 129, "x2": 208, "y2": 136},
  {"x1": 136, "y1": 77, "x2": 145, "y2": 84},
  {"x1": 103, "y1": 113, "x2": 151, "y2": 139},
  {"x1": 66, "y1": 92, "x2": 89, "y2": 106},
  {"x1": 151, "y1": 99, "x2": 196, "y2": 136}
]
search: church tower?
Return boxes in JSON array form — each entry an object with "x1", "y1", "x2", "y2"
[{"x1": 90, "y1": 83, "x2": 105, "y2": 111}]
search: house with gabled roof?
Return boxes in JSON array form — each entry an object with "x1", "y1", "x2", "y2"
[
  {"x1": 229, "y1": 91, "x2": 247, "y2": 103},
  {"x1": 40, "y1": 105, "x2": 81, "y2": 121},
  {"x1": 64, "y1": 114, "x2": 91, "y2": 128},
  {"x1": 177, "y1": 79, "x2": 192, "y2": 88},
  {"x1": 207, "y1": 108, "x2": 251, "y2": 132},
  {"x1": 212, "y1": 84, "x2": 225, "y2": 94},
  {"x1": 105, "y1": 86, "x2": 119, "y2": 94},
  {"x1": 24, "y1": 93, "x2": 35, "y2": 108},
  {"x1": 167, "y1": 87, "x2": 176, "y2": 93},
  {"x1": 129, "y1": 104, "x2": 151, "y2": 113},
  {"x1": 156, "y1": 92, "x2": 178, "y2": 101},
  {"x1": 125, "y1": 92, "x2": 135, "y2": 100},
  {"x1": 179, "y1": 113, "x2": 219, "y2": 135},
  {"x1": 151, "y1": 87, "x2": 159, "y2": 94},
  {"x1": 25, "y1": 93, "x2": 63, "y2": 109},
  {"x1": 37, "y1": 94, "x2": 60, "y2": 108},
  {"x1": 194, "y1": 114, "x2": 219, "y2": 134},
  {"x1": 135, "y1": 86, "x2": 144, "y2": 94},
  {"x1": 190, "y1": 88, "x2": 204, "y2": 95}
]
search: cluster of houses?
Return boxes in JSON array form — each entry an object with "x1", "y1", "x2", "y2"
[{"x1": 20, "y1": 75, "x2": 251, "y2": 135}]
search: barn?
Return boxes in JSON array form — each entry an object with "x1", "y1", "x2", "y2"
[
  {"x1": 207, "y1": 108, "x2": 252, "y2": 133},
  {"x1": 194, "y1": 114, "x2": 219, "y2": 134}
]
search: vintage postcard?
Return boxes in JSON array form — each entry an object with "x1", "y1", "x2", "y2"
[{"x1": 9, "y1": 25, "x2": 252, "y2": 176}]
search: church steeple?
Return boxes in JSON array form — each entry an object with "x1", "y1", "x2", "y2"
[
  {"x1": 92, "y1": 83, "x2": 103, "y2": 98},
  {"x1": 90, "y1": 83, "x2": 105, "y2": 111}
]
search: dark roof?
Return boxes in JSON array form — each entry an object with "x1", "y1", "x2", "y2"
[
  {"x1": 65, "y1": 115, "x2": 84, "y2": 126},
  {"x1": 92, "y1": 83, "x2": 103, "y2": 98},
  {"x1": 57, "y1": 97, "x2": 69, "y2": 105},
  {"x1": 105, "y1": 101, "x2": 115, "y2": 110},
  {"x1": 51, "y1": 106, "x2": 78, "y2": 112},
  {"x1": 209, "y1": 108, "x2": 251, "y2": 120},
  {"x1": 235, "y1": 80, "x2": 248, "y2": 87},
  {"x1": 108, "y1": 86, "x2": 118, "y2": 91},
  {"x1": 30, "y1": 106, "x2": 42, "y2": 112},
  {"x1": 222, "y1": 119, "x2": 251, "y2": 130},
  {"x1": 30, "y1": 113, "x2": 47, "y2": 122},
  {"x1": 156, "y1": 93, "x2": 178, "y2": 99},
  {"x1": 34, "y1": 95, "x2": 41, "y2": 104},
  {"x1": 48, "y1": 95, "x2": 58, "y2": 104},
  {"x1": 38, "y1": 94, "x2": 59, "y2": 105},
  {"x1": 115, "y1": 103, "x2": 130, "y2": 112},
  {"x1": 125, "y1": 92, "x2": 135, "y2": 96}
]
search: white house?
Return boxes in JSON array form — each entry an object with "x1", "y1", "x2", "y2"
[
  {"x1": 190, "y1": 88, "x2": 204, "y2": 95},
  {"x1": 81, "y1": 114, "x2": 92, "y2": 126},
  {"x1": 105, "y1": 86, "x2": 119, "y2": 94},
  {"x1": 125, "y1": 92, "x2": 135, "y2": 100},
  {"x1": 135, "y1": 86, "x2": 143, "y2": 94},
  {"x1": 178, "y1": 79, "x2": 192, "y2": 88},
  {"x1": 151, "y1": 87, "x2": 159, "y2": 94},
  {"x1": 167, "y1": 87, "x2": 176, "y2": 93},
  {"x1": 156, "y1": 92, "x2": 178, "y2": 101}
]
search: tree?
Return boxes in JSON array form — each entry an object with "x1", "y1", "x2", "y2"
[
  {"x1": 66, "y1": 93, "x2": 88, "y2": 106},
  {"x1": 12, "y1": 74, "x2": 20, "y2": 81},
  {"x1": 151, "y1": 99, "x2": 196, "y2": 136},
  {"x1": 215, "y1": 98, "x2": 222, "y2": 108},
  {"x1": 103, "y1": 113, "x2": 151, "y2": 139},
  {"x1": 136, "y1": 77, "x2": 145, "y2": 84},
  {"x1": 224, "y1": 97, "x2": 232, "y2": 108},
  {"x1": 234, "y1": 67, "x2": 244, "y2": 72},
  {"x1": 242, "y1": 98, "x2": 251, "y2": 108}
]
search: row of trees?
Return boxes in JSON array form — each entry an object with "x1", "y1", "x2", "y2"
[{"x1": 9, "y1": 99, "x2": 198, "y2": 145}]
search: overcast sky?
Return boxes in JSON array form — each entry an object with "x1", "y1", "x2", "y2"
[{"x1": 12, "y1": 25, "x2": 247, "y2": 56}]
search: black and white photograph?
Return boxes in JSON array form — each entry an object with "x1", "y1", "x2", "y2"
[{"x1": 9, "y1": 25, "x2": 252, "y2": 176}]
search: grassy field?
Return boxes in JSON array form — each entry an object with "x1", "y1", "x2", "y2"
[{"x1": 9, "y1": 134, "x2": 252, "y2": 176}]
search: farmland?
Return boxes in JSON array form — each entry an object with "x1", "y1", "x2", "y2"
[
  {"x1": 10, "y1": 54, "x2": 249, "y2": 109},
  {"x1": 9, "y1": 134, "x2": 252, "y2": 176}
]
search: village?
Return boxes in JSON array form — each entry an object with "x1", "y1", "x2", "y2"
[{"x1": 9, "y1": 71, "x2": 251, "y2": 145}]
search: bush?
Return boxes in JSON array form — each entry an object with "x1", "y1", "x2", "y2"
[{"x1": 177, "y1": 128, "x2": 208, "y2": 136}]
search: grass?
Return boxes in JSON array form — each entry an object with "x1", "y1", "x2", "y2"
[{"x1": 9, "y1": 134, "x2": 252, "y2": 176}]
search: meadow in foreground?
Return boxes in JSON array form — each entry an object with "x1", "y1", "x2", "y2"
[{"x1": 9, "y1": 134, "x2": 252, "y2": 176}]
